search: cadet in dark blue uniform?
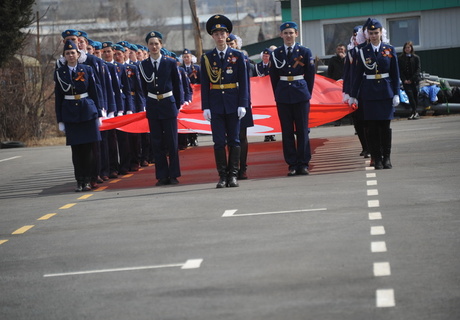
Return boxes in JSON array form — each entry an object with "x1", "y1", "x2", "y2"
[
  {"x1": 269, "y1": 21, "x2": 315, "y2": 176},
  {"x1": 55, "y1": 40, "x2": 102, "y2": 192},
  {"x1": 201, "y1": 15, "x2": 249, "y2": 188},
  {"x1": 350, "y1": 19, "x2": 400, "y2": 170},
  {"x1": 139, "y1": 31, "x2": 182, "y2": 186}
]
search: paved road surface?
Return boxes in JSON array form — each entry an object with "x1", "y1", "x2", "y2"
[{"x1": 1, "y1": 115, "x2": 459, "y2": 319}]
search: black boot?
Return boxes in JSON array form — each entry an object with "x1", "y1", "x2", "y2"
[
  {"x1": 75, "y1": 177, "x2": 83, "y2": 192},
  {"x1": 382, "y1": 128, "x2": 392, "y2": 169},
  {"x1": 369, "y1": 126, "x2": 383, "y2": 169},
  {"x1": 82, "y1": 177, "x2": 92, "y2": 191},
  {"x1": 214, "y1": 148, "x2": 227, "y2": 188},
  {"x1": 227, "y1": 146, "x2": 241, "y2": 187}
]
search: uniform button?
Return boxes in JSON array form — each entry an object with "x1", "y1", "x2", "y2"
[
  {"x1": 288, "y1": 71, "x2": 292, "y2": 74},
  {"x1": 289, "y1": 83, "x2": 292, "y2": 86},
  {"x1": 222, "y1": 91, "x2": 225, "y2": 94}
]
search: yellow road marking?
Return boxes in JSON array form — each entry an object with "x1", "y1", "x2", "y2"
[
  {"x1": 95, "y1": 186, "x2": 108, "y2": 191},
  {"x1": 0, "y1": 240, "x2": 8, "y2": 245},
  {"x1": 12, "y1": 225, "x2": 34, "y2": 234},
  {"x1": 59, "y1": 203, "x2": 76, "y2": 209},
  {"x1": 121, "y1": 174, "x2": 133, "y2": 178},
  {"x1": 78, "y1": 194, "x2": 93, "y2": 200},
  {"x1": 38, "y1": 213, "x2": 56, "y2": 220},
  {"x1": 109, "y1": 179, "x2": 121, "y2": 183}
]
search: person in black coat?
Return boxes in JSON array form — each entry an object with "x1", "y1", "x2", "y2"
[
  {"x1": 55, "y1": 40, "x2": 102, "y2": 192},
  {"x1": 398, "y1": 41, "x2": 421, "y2": 119}
]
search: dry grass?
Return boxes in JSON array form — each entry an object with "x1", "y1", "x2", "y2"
[{"x1": 25, "y1": 136, "x2": 66, "y2": 147}]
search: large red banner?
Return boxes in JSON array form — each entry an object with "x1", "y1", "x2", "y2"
[{"x1": 100, "y1": 74, "x2": 355, "y2": 135}]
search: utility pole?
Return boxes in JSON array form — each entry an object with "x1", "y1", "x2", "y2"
[
  {"x1": 291, "y1": 0, "x2": 302, "y2": 45},
  {"x1": 188, "y1": 0, "x2": 202, "y2": 59}
]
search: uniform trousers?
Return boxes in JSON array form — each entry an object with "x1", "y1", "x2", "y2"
[
  {"x1": 276, "y1": 101, "x2": 312, "y2": 169},
  {"x1": 71, "y1": 142, "x2": 95, "y2": 181},
  {"x1": 148, "y1": 117, "x2": 180, "y2": 180},
  {"x1": 210, "y1": 112, "x2": 240, "y2": 150}
]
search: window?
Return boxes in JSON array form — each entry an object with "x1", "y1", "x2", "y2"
[
  {"x1": 388, "y1": 17, "x2": 420, "y2": 47},
  {"x1": 323, "y1": 21, "x2": 363, "y2": 55}
]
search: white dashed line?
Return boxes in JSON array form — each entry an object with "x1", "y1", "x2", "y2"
[
  {"x1": 371, "y1": 241, "x2": 387, "y2": 253},
  {"x1": 369, "y1": 212, "x2": 382, "y2": 220},
  {"x1": 376, "y1": 289, "x2": 395, "y2": 307},
  {"x1": 368, "y1": 200, "x2": 380, "y2": 208},
  {"x1": 370, "y1": 226, "x2": 386, "y2": 235},
  {"x1": 373, "y1": 262, "x2": 391, "y2": 276}
]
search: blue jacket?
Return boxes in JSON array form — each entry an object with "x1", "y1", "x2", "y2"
[
  {"x1": 200, "y1": 47, "x2": 249, "y2": 113},
  {"x1": 125, "y1": 63, "x2": 146, "y2": 112},
  {"x1": 54, "y1": 63, "x2": 101, "y2": 123},
  {"x1": 269, "y1": 43, "x2": 315, "y2": 104},
  {"x1": 139, "y1": 56, "x2": 182, "y2": 120},
  {"x1": 351, "y1": 42, "x2": 400, "y2": 100}
]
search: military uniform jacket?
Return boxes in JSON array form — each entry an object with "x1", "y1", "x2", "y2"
[
  {"x1": 183, "y1": 64, "x2": 201, "y2": 84},
  {"x1": 104, "y1": 62, "x2": 123, "y2": 113},
  {"x1": 351, "y1": 42, "x2": 400, "y2": 101},
  {"x1": 269, "y1": 43, "x2": 315, "y2": 104},
  {"x1": 113, "y1": 61, "x2": 134, "y2": 113},
  {"x1": 54, "y1": 63, "x2": 101, "y2": 123},
  {"x1": 139, "y1": 56, "x2": 182, "y2": 120},
  {"x1": 125, "y1": 63, "x2": 146, "y2": 113},
  {"x1": 200, "y1": 48, "x2": 249, "y2": 114},
  {"x1": 254, "y1": 61, "x2": 270, "y2": 77}
]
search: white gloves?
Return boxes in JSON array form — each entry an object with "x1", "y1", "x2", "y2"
[
  {"x1": 348, "y1": 97, "x2": 358, "y2": 107},
  {"x1": 342, "y1": 93, "x2": 350, "y2": 104},
  {"x1": 108, "y1": 112, "x2": 115, "y2": 118},
  {"x1": 58, "y1": 122, "x2": 65, "y2": 133},
  {"x1": 117, "y1": 111, "x2": 124, "y2": 117},
  {"x1": 392, "y1": 95, "x2": 400, "y2": 107},
  {"x1": 237, "y1": 107, "x2": 246, "y2": 119},
  {"x1": 126, "y1": 110, "x2": 133, "y2": 115},
  {"x1": 101, "y1": 109, "x2": 107, "y2": 118},
  {"x1": 98, "y1": 118, "x2": 103, "y2": 126},
  {"x1": 203, "y1": 109, "x2": 211, "y2": 121}
]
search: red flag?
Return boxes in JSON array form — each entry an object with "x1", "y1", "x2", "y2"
[{"x1": 100, "y1": 74, "x2": 355, "y2": 135}]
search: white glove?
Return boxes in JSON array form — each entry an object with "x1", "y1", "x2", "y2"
[
  {"x1": 183, "y1": 101, "x2": 190, "y2": 106},
  {"x1": 101, "y1": 109, "x2": 107, "y2": 118},
  {"x1": 348, "y1": 97, "x2": 358, "y2": 107},
  {"x1": 117, "y1": 111, "x2": 124, "y2": 116},
  {"x1": 108, "y1": 112, "x2": 115, "y2": 118},
  {"x1": 392, "y1": 95, "x2": 400, "y2": 107},
  {"x1": 126, "y1": 110, "x2": 133, "y2": 115},
  {"x1": 342, "y1": 93, "x2": 350, "y2": 104},
  {"x1": 237, "y1": 107, "x2": 246, "y2": 119},
  {"x1": 203, "y1": 109, "x2": 211, "y2": 121},
  {"x1": 58, "y1": 122, "x2": 65, "y2": 133},
  {"x1": 98, "y1": 118, "x2": 103, "y2": 126}
]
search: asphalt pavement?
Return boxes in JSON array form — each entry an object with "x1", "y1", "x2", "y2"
[{"x1": 0, "y1": 114, "x2": 459, "y2": 320}]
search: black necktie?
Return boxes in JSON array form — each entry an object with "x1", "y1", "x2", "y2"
[
  {"x1": 153, "y1": 61, "x2": 157, "y2": 73},
  {"x1": 287, "y1": 46, "x2": 292, "y2": 60},
  {"x1": 71, "y1": 68, "x2": 76, "y2": 78},
  {"x1": 375, "y1": 49, "x2": 378, "y2": 55},
  {"x1": 220, "y1": 51, "x2": 225, "y2": 64}
]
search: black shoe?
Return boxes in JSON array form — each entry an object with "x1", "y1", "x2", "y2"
[
  {"x1": 227, "y1": 176, "x2": 239, "y2": 187},
  {"x1": 109, "y1": 172, "x2": 118, "y2": 179},
  {"x1": 75, "y1": 183, "x2": 83, "y2": 192},
  {"x1": 297, "y1": 167, "x2": 309, "y2": 175},
  {"x1": 270, "y1": 135, "x2": 276, "y2": 141},
  {"x1": 374, "y1": 159, "x2": 384, "y2": 170},
  {"x1": 156, "y1": 178, "x2": 170, "y2": 186},
  {"x1": 170, "y1": 177, "x2": 179, "y2": 185},
  {"x1": 216, "y1": 176, "x2": 227, "y2": 188},
  {"x1": 287, "y1": 168, "x2": 297, "y2": 176},
  {"x1": 238, "y1": 171, "x2": 248, "y2": 180},
  {"x1": 383, "y1": 157, "x2": 392, "y2": 169},
  {"x1": 82, "y1": 183, "x2": 92, "y2": 191}
]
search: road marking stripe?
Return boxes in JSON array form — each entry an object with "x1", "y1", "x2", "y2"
[
  {"x1": 95, "y1": 186, "x2": 108, "y2": 191},
  {"x1": 369, "y1": 212, "x2": 382, "y2": 220},
  {"x1": 368, "y1": 200, "x2": 380, "y2": 208},
  {"x1": 367, "y1": 180, "x2": 377, "y2": 186},
  {"x1": 59, "y1": 203, "x2": 76, "y2": 209},
  {"x1": 12, "y1": 225, "x2": 34, "y2": 234},
  {"x1": 0, "y1": 240, "x2": 8, "y2": 245},
  {"x1": 181, "y1": 259, "x2": 203, "y2": 269},
  {"x1": 43, "y1": 259, "x2": 203, "y2": 277},
  {"x1": 121, "y1": 174, "x2": 133, "y2": 178},
  {"x1": 367, "y1": 189, "x2": 379, "y2": 196},
  {"x1": 366, "y1": 173, "x2": 376, "y2": 178},
  {"x1": 109, "y1": 179, "x2": 121, "y2": 183},
  {"x1": 38, "y1": 213, "x2": 56, "y2": 220},
  {"x1": 0, "y1": 156, "x2": 21, "y2": 162},
  {"x1": 365, "y1": 166, "x2": 374, "y2": 170},
  {"x1": 374, "y1": 262, "x2": 391, "y2": 276},
  {"x1": 371, "y1": 226, "x2": 385, "y2": 235},
  {"x1": 376, "y1": 289, "x2": 395, "y2": 307},
  {"x1": 222, "y1": 208, "x2": 327, "y2": 217},
  {"x1": 78, "y1": 194, "x2": 93, "y2": 200},
  {"x1": 371, "y1": 241, "x2": 387, "y2": 252}
]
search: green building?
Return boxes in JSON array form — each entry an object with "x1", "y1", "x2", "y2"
[{"x1": 278, "y1": 0, "x2": 460, "y2": 79}]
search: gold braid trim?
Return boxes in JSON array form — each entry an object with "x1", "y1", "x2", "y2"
[{"x1": 203, "y1": 54, "x2": 222, "y2": 84}]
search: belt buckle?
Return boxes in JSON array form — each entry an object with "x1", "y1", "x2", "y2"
[
  {"x1": 75, "y1": 94, "x2": 80, "y2": 99},
  {"x1": 157, "y1": 94, "x2": 163, "y2": 100},
  {"x1": 220, "y1": 84, "x2": 224, "y2": 89},
  {"x1": 288, "y1": 76, "x2": 294, "y2": 81},
  {"x1": 375, "y1": 74, "x2": 382, "y2": 79}
]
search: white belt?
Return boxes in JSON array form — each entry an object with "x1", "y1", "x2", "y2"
[
  {"x1": 64, "y1": 92, "x2": 88, "y2": 100},
  {"x1": 280, "y1": 75, "x2": 304, "y2": 81},
  {"x1": 366, "y1": 73, "x2": 389, "y2": 79},
  {"x1": 147, "y1": 91, "x2": 173, "y2": 100}
]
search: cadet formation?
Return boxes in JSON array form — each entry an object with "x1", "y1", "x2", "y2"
[{"x1": 54, "y1": 15, "x2": 400, "y2": 192}]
